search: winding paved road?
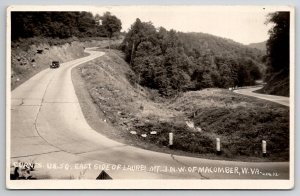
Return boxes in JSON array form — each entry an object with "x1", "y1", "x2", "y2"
[
  {"x1": 9, "y1": 48, "x2": 289, "y2": 183},
  {"x1": 234, "y1": 87, "x2": 289, "y2": 107}
]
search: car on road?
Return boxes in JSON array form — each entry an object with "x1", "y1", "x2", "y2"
[{"x1": 50, "y1": 61, "x2": 60, "y2": 68}]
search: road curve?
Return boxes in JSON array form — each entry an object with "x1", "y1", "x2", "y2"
[
  {"x1": 10, "y1": 48, "x2": 289, "y2": 180},
  {"x1": 234, "y1": 87, "x2": 289, "y2": 107}
]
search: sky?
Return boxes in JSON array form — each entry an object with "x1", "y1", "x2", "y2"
[{"x1": 91, "y1": 6, "x2": 274, "y2": 45}]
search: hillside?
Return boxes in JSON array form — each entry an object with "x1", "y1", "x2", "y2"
[
  {"x1": 10, "y1": 37, "x2": 116, "y2": 90},
  {"x1": 248, "y1": 41, "x2": 267, "y2": 51},
  {"x1": 10, "y1": 11, "x2": 123, "y2": 90},
  {"x1": 256, "y1": 70, "x2": 289, "y2": 97},
  {"x1": 179, "y1": 32, "x2": 264, "y2": 61},
  {"x1": 11, "y1": 12, "x2": 109, "y2": 40},
  {"x1": 73, "y1": 49, "x2": 289, "y2": 161},
  {"x1": 258, "y1": 12, "x2": 290, "y2": 97},
  {"x1": 121, "y1": 19, "x2": 266, "y2": 97}
]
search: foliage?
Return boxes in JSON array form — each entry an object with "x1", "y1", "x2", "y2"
[
  {"x1": 11, "y1": 11, "x2": 121, "y2": 40},
  {"x1": 101, "y1": 12, "x2": 122, "y2": 39},
  {"x1": 122, "y1": 19, "x2": 264, "y2": 97},
  {"x1": 266, "y1": 12, "x2": 290, "y2": 74},
  {"x1": 260, "y1": 12, "x2": 290, "y2": 96}
]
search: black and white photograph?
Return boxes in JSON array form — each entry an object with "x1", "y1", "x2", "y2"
[{"x1": 6, "y1": 5, "x2": 294, "y2": 189}]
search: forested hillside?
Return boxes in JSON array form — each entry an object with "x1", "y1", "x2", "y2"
[
  {"x1": 11, "y1": 12, "x2": 267, "y2": 97},
  {"x1": 248, "y1": 41, "x2": 267, "y2": 51},
  {"x1": 11, "y1": 11, "x2": 121, "y2": 40},
  {"x1": 10, "y1": 11, "x2": 122, "y2": 89},
  {"x1": 121, "y1": 19, "x2": 265, "y2": 97},
  {"x1": 258, "y1": 12, "x2": 290, "y2": 97}
]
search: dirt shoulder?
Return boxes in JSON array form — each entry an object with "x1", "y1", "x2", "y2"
[{"x1": 72, "y1": 50, "x2": 289, "y2": 162}]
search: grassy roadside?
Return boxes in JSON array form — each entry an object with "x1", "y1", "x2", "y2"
[{"x1": 72, "y1": 50, "x2": 289, "y2": 162}]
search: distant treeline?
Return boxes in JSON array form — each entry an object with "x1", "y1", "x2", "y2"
[
  {"x1": 11, "y1": 11, "x2": 118, "y2": 40},
  {"x1": 121, "y1": 19, "x2": 264, "y2": 96}
]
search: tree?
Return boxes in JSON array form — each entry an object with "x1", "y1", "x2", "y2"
[
  {"x1": 266, "y1": 12, "x2": 290, "y2": 74},
  {"x1": 101, "y1": 12, "x2": 122, "y2": 49},
  {"x1": 11, "y1": 11, "x2": 99, "y2": 39},
  {"x1": 261, "y1": 12, "x2": 290, "y2": 96},
  {"x1": 122, "y1": 18, "x2": 157, "y2": 64},
  {"x1": 121, "y1": 18, "x2": 264, "y2": 96}
]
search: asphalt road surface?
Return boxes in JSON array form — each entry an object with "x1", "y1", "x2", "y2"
[
  {"x1": 10, "y1": 48, "x2": 289, "y2": 181},
  {"x1": 234, "y1": 87, "x2": 289, "y2": 107}
]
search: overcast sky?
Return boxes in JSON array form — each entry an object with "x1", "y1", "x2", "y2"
[{"x1": 91, "y1": 6, "x2": 273, "y2": 45}]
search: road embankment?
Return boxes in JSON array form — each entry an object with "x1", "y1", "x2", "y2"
[
  {"x1": 11, "y1": 38, "x2": 117, "y2": 90},
  {"x1": 72, "y1": 50, "x2": 290, "y2": 162}
]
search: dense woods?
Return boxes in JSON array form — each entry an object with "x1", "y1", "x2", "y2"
[
  {"x1": 11, "y1": 11, "x2": 121, "y2": 40},
  {"x1": 11, "y1": 12, "x2": 267, "y2": 97},
  {"x1": 259, "y1": 12, "x2": 290, "y2": 96},
  {"x1": 121, "y1": 19, "x2": 264, "y2": 96}
]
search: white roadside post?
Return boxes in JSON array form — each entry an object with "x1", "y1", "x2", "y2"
[
  {"x1": 216, "y1": 138, "x2": 221, "y2": 155},
  {"x1": 262, "y1": 140, "x2": 267, "y2": 157},
  {"x1": 169, "y1": 133, "x2": 174, "y2": 147}
]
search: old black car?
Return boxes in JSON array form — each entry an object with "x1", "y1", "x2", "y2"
[{"x1": 50, "y1": 61, "x2": 60, "y2": 68}]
